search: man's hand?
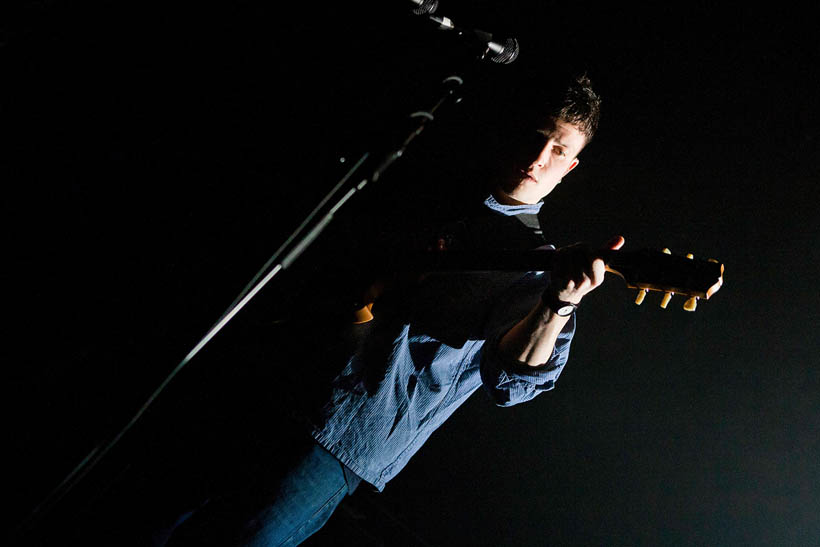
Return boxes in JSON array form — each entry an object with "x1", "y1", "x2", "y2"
[
  {"x1": 498, "y1": 235, "x2": 624, "y2": 367},
  {"x1": 550, "y1": 235, "x2": 625, "y2": 305}
]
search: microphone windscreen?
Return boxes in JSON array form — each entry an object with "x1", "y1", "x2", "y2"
[
  {"x1": 412, "y1": 0, "x2": 438, "y2": 15},
  {"x1": 490, "y1": 38, "x2": 520, "y2": 65}
]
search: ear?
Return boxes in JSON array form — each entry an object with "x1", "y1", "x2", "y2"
[{"x1": 564, "y1": 157, "x2": 580, "y2": 176}]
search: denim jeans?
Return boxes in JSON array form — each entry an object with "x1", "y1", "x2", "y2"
[{"x1": 164, "y1": 440, "x2": 353, "y2": 546}]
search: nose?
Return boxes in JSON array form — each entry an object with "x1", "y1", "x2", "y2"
[{"x1": 532, "y1": 144, "x2": 550, "y2": 169}]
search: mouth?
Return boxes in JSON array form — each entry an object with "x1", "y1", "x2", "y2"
[{"x1": 520, "y1": 169, "x2": 538, "y2": 183}]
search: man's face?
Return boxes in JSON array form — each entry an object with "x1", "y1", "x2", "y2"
[{"x1": 508, "y1": 119, "x2": 587, "y2": 203}]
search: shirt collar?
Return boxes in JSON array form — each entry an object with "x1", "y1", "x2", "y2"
[{"x1": 483, "y1": 194, "x2": 544, "y2": 216}]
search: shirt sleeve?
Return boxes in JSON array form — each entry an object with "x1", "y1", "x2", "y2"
[{"x1": 479, "y1": 314, "x2": 575, "y2": 407}]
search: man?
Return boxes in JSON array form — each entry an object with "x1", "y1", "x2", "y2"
[{"x1": 162, "y1": 74, "x2": 623, "y2": 546}]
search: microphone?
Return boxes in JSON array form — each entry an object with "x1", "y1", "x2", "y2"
[
  {"x1": 424, "y1": 12, "x2": 519, "y2": 64},
  {"x1": 409, "y1": 0, "x2": 438, "y2": 15}
]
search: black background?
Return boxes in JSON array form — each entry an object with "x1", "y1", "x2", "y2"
[{"x1": 5, "y1": 1, "x2": 820, "y2": 545}]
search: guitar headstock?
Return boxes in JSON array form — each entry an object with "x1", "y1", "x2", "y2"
[{"x1": 604, "y1": 248, "x2": 724, "y2": 311}]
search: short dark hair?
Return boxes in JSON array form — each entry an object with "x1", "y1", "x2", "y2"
[{"x1": 548, "y1": 74, "x2": 602, "y2": 144}]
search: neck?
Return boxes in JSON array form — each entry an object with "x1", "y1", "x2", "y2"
[{"x1": 493, "y1": 188, "x2": 533, "y2": 206}]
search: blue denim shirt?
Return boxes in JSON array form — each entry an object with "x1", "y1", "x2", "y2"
[{"x1": 311, "y1": 196, "x2": 575, "y2": 491}]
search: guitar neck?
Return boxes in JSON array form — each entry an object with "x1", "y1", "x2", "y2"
[{"x1": 391, "y1": 248, "x2": 723, "y2": 300}]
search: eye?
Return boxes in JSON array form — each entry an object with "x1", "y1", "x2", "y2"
[{"x1": 553, "y1": 147, "x2": 567, "y2": 158}]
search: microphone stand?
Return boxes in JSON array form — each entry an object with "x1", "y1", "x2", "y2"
[{"x1": 14, "y1": 46, "x2": 504, "y2": 541}]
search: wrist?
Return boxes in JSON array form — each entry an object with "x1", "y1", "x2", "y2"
[{"x1": 541, "y1": 288, "x2": 578, "y2": 317}]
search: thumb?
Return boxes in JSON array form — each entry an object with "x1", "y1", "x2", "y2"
[{"x1": 604, "y1": 235, "x2": 625, "y2": 250}]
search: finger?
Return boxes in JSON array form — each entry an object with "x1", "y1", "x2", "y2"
[{"x1": 590, "y1": 257, "x2": 607, "y2": 286}]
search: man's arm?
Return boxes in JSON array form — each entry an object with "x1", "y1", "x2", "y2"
[{"x1": 498, "y1": 236, "x2": 625, "y2": 367}]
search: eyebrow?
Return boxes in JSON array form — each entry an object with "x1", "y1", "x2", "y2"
[
  {"x1": 537, "y1": 129, "x2": 566, "y2": 143},
  {"x1": 543, "y1": 133, "x2": 568, "y2": 148}
]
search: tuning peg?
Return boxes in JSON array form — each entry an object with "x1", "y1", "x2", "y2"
[
  {"x1": 635, "y1": 289, "x2": 648, "y2": 305},
  {"x1": 660, "y1": 248, "x2": 672, "y2": 309},
  {"x1": 660, "y1": 248, "x2": 672, "y2": 308},
  {"x1": 672, "y1": 253, "x2": 697, "y2": 310},
  {"x1": 684, "y1": 296, "x2": 698, "y2": 311},
  {"x1": 353, "y1": 302, "x2": 374, "y2": 324}
]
